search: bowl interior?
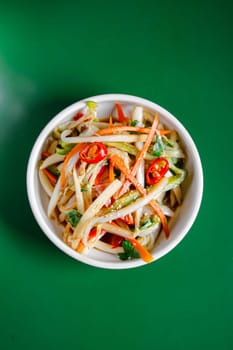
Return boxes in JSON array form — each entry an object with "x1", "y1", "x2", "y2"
[{"x1": 27, "y1": 94, "x2": 203, "y2": 269}]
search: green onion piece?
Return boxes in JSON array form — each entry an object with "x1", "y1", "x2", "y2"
[
  {"x1": 106, "y1": 142, "x2": 137, "y2": 156},
  {"x1": 66, "y1": 210, "x2": 82, "y2": 227},
  {"x1": 118, "y1": 240, "x2": 140, "y2": 260},
  {"x1": 47, "y1": 166, "x2": 60, "y2": 177},
  {"x1": 86, "y1": 101, "x2": 97, "y2": 110},
  {"x1": 152, "y1": 135, "x2": 165, "y2": 156},
  {"x1": 130, "y1": 120, "x2": 139, "y2": 126},
  {"x1": 103, "y1": 190, "x2": 141, "y2": 214},
  {"x1": 139, "y1": 217, "x2": 153, "y2": 230}
]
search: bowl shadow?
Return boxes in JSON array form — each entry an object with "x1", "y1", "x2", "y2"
[{"x1": 0, "y1": 88, "x2": 99, "y2": 260}]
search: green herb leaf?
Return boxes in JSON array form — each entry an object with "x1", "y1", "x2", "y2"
[
  {"x1": 66, "y1": 210, "x2": 82, "y2": 227},
  {"x1": 86, "y1": 100, "x2": 97, "y2": 110},
  {"x1": 118, "y1": 252, "x2": 129, "y2": 260},
  {"x1": 56, "y1": 142, "x2": 75, "y2": 155},
  {"x1": 152, "y1": 135, "x2": 165, "y2": 156},
  {"x1": 118, "y1": 240, "x2": 140, "y2": 261},
  {"x1": 47, "y1": 165, "x2": 60, "y2": 177},
  {"x1": 130, "y1": 120, "x2": 139, "y2": 126},
  {"x1": 139, "y1": 217, "x2": 153, "y2": 230}
]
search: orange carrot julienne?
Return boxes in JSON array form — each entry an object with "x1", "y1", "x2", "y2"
[
  {"x1": 127, "y1": 238, "x2": 154, "y2": 263},
  {"x1": 42, "y1": 168, "x2": 57, "y2": 186},
  {"x1": 109, "y1": 158, "x2": 115, "y2": 182},
  {"x1": 132, "y1": 113, "x2": 159, "y2": 176},
  {"x1": 110, "y1": 153, "x2": 169, "y2": 238},
  {"x1": 149, "y1": 200, "x2": 169, "y2": 238},
  {"x1": 117, "y1": 113, "x2": 159, "y2": 197},
  {"x1": 60, "y1": 143, "x2": 86, "y2": 188},
  {"x1": 41, "y1": 151, "x2": 51, "y2": 159},
  {"x1": 110, "y1": 154, "x2": 145, "y2": 195},
  {"x1": 95, "y1": 165, "x2": 106, "y2": 185},
  {"x1": 158, "y1": 130, "x2": 172, "y2": 135},
  {"x1": 122, "y1": 213, "x2": 134, "y2": 225},
  {"x1": 97, "y1": 126, "x2": 151, "y2": 135},
  {"x1": 109, "y1": 116, "x2": 113, "y2": 127},
  {"x1": 76, "y1": 239, "x2": 85, "y2": 253},
  {"x1": 97, "y1": 126, "x2": 170, "y2": 136},
  {"x1": 114, "y1": 113, "x2": 170, "y2": 236},
  {"x1": 115, "y1": 102, "x2": 127, "y2": 122}
]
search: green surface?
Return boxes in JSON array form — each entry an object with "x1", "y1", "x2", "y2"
[{"x1": 0, "y1": 1, "x2": 232, "y2": 349}]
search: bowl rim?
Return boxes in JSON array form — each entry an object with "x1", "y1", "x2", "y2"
[{"x1": 27, "y1": 93, "x2": 204, "y2": 269}]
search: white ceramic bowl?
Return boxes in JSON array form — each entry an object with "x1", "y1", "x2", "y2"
[{"x1": 27, "y1": 94, "x2": 203, "y2": 269}]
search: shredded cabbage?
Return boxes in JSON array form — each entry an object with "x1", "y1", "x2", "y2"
[{"x1": 38, "y1": 101, "x2": 186, "y2": 263}]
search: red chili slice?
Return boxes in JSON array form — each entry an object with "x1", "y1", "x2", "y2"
[
  {"x1": 146, "y1": 157, "x2": 169, "y2": 185},
  {"x1": 41, "y1": 151, "x2": 51, "y2": 160},
  {"x1": 101, "y1": 233, "x2": 123, "y2": 248},
  {"x1": 79, "y1": 142, "x2": 108, "y2": 164},
  {"x1": 94, "y1": 165, "x2": 107, "y2": 185},
  {"x1": 115, "y1": 102, "x2": 127, "y2": 122},
  {"x1": 88, "y1": 228, "x2": 107, "y2": 242},
  {"x1": 73, "y1": 112, "x2": 84, "y2": 120}
]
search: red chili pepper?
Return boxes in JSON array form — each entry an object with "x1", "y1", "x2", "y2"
[
  {"x1": 121, "y1": 214, "x2": 134, "y2": 225},
  {"x1": 115, "y1": 102, "x2": 127, "y2": 122},
  {"x1": 101, "y1": 233, "x2": 123, "y2": 248},
  {"x1": 111, "y1": 235, "x2": 124, "y2": 248},
  {"x1": 42, "y1": 168, "x2": 57, "y2": 186},
  {"x1": 95, "y1": 165, "x2": 107, "y2": 185},
  {"x1": 146, "y1": 157, "x2": 169, "y2": 185},
  {"x1": 79, "y1": 142, "x2": 108, "y2": 164},
  {"x1": 73, "y1": 112, "x2": 84, "y2": 121},
  {"x1": 88, "y1": 228, "x2": 98, "y2": 241},
  {"x1": 88, "y1": 228, "x2": 106, "y2": 242},
  {"x1": 41, "y1": 151, "x2": 51, "y2": 160}
]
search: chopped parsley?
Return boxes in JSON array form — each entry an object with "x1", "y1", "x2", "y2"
[
  {"x1": 130, "y1": 120, "x2": 139, "y2": 126},
  {"x1": 66, "y1": 210, "x2": 82, "y2": 227},
  {"x1": 81, "y1": 185, "x2": 88, "y2": 192},
  {"x1": 152, "y1": 135, "x2": 165, "y2": 156},
  {"x1": 139, "y1": 217, "x2": 153, "y2": 230},
  {"x1": 47, "y1": 165, "x2": 60, "y2": 177},
  {"x1": 118, "y1": 240, "x2": 140, "y2": 260}
]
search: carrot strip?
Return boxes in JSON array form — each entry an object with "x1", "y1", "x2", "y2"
[
  {"x1": 60, "y1": 143, "x2": 85, "y2": 188},
  {"x1": 41, "y1": 151, "x2": 51, "y2": 159},
  {"x1": 76, "y1": 239, "x2": 85, "y2": 253},
  {"x1": 109, "y1": 116, "x2": 113, "y2": 127},
  {"x1": 127, "y1": 238, "x2": 154, "y2": 263},
  {"x1": 97, "y1": 125, "x2": 171, "y2": 136},
  {"x1": 149, "y1": 200, "x2": 169, "y2": 238},
  {"x1": 111, "y1": 153, "x2": 169, "y2": 238},
  {"x1": 110, "y1": 154, "x2": 145, "y2": 194},
  {"x1": 42, "y1": 168, "x2": 57, "y2": 186},
  {"x1": 88, "y1": 228, "x2": 107, "y2": 242},
  {"x1": 132, "y1": 113, "x2": 159, "y2": 176},
  {"x1": 95, "y1": 166, "x2": 106, "y2": 185},
  {"x1": 158, "y1": 130, "x2": 172, "y2": 135},
  {"x1": 115, "y1": 102, "x2": 127, "y2": 122},
  {"x1": 118, "y1": 113, "x2": 159, "y2": 197},
  {"x1": 97, "y1": 126, "x2": 151, "y2": 135},
  {"x1": 122, "y1": 213, "x2": 134, "y2": 225},
  {"x1": 109, "y1": 158, "x2": 115, "y2": 182},
  {"x1": 77, "y1": 228, "x2": 107, "y2": 252}
]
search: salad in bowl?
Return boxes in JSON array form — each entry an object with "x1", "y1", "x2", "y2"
[{"x1": 27, "y1": 94, "x2": 203, "y2": 269}]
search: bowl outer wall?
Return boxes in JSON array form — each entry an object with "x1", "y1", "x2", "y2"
[{"x1": 26, "y1": 94, "x2": 203, "y2": 269}]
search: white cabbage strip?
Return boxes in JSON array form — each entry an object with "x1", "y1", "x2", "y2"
[
  {"x1": 48, "y1": 177, "x2": 62, "y2": 218},
  {"x1": 80, "y1": 177, "x2": 168, "y2": 250},
  {"x1": 61, "y1": 130, "x2": 149, "y2": 144},
  {"x1": 71, "y1": 179, "x2": 123, "y2": 249},
  {"x1": 40, "y1": 154, "x2": 64, "y2": 169}
]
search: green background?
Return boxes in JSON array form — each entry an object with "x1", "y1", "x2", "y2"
[{"x1": 0, "y1": 1, "x2": 232, "y2": 349}]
